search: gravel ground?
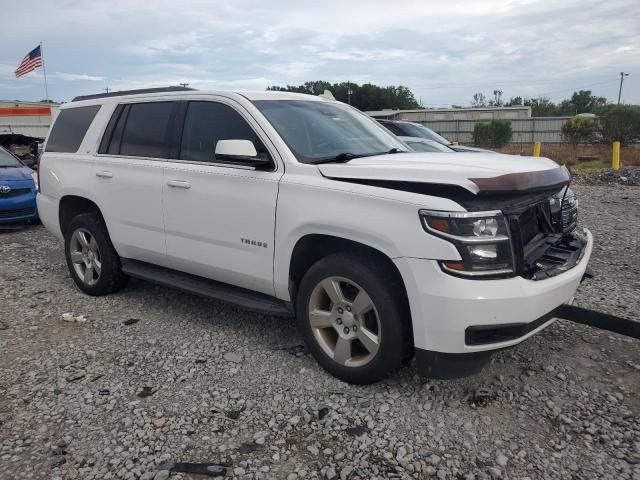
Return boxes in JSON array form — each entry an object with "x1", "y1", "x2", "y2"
[
  {"x1": 1, "y1": 185, "x2": 639, "y2": 480},
  {"x1": 572, "y1": 166, "x2": 640, "y2": 187}
]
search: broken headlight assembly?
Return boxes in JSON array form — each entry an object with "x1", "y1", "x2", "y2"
[{"x1": 419, "y1": 210, "x2": 515, "y2": 278}]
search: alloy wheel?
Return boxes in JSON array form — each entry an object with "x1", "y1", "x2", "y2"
[
  {"x1": 69, "y1": 228, "x2": 102, "y2": 286},
  {"x1": 308, "y1": 276, "x2": 381, "y2": 368}
]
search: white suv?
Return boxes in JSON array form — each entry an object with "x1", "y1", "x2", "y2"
[{"x1": 37, "y1": 87, "x2": 592, "y2": 384}]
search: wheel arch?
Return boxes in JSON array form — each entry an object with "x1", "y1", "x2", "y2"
[
  {"x1": 59, "y1": 195, "x2": 105, "y2": 237},
  {"x1": 288, "y1": 234, "x2": 410, "y2": 314}
]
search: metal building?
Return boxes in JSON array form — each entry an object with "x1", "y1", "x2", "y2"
[{"x1": 366, "y1": 106, "x2": 532, "y2": 122}]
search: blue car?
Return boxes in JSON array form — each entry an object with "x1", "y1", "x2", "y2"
[{"x1": 0, "y1": 146, "x2": 39, "y2": 224}]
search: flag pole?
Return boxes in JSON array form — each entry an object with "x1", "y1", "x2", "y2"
[{"x1": 39, "y1": 41, "x2": 50, "y2": 102}]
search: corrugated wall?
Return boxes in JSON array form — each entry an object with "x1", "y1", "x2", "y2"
[{"x1": 421, "y1": 117, "x2": 575, "y2": 144}]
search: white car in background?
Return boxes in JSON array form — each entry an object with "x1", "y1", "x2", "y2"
[{"x1": 399, "y1": 136, "x2": 455, "y2": 153}]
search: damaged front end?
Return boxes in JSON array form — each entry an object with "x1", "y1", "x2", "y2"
[{"x1": 464, "y1": 166, "x2": 587, "y2": 281}]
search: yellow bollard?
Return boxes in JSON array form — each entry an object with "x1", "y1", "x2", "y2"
[
  {"x1": 612, "y1": 141, "x2": 621, "y2": 170},
  {"x1": 532, "y1": 142, "x2": 541, "y2": 157}
]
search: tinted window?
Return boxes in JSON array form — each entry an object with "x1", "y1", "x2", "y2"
[
  {"x1": 98, "y1": 104, "x2": 126, "y2": 154},
  {"x1": 119, "y1": 102, "x2": 174, "y2": 158},
  {"x1": 381, "y1": 122, "x2": 405, "y2": 136},
  {"x1": 180, "y1": 102, "x2": 264, "y2": 163},
  {"x1": 46, "y1": 105, "x2": 100, "y2": 153}
]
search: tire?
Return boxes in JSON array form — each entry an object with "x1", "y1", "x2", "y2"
[
  {"x1": 296, "y1": 253, "x2": 412, "y2": 384},
  {"x1": 64, "y1": 212, "x2": 129, "y2": 296}
]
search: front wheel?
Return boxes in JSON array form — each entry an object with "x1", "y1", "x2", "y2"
[{"x1": 296, "y1": 253, "x2": 412, "y2": 384}]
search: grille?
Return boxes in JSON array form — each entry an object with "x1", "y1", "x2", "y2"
[
  {"x1": 0, "y1": 208, "x2": 35, "y2": 219},
  {"x1": 0, "y1": 188, "x2": 31, "y2": 199}
]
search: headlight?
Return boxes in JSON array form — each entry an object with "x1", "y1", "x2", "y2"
[
  {"x1": 550, "y1": 187, "x2": 578, "y2": 233},
  {"x1": 31, "y1": 171, "x2": 39, "y2": 191},
  {"x1": 419, "y1": 210, "x2": 515, "y2": 278}
]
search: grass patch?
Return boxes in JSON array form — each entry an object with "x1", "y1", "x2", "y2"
[{"x1": 572, "y1": 161, "x2": 612, "y2": 171}]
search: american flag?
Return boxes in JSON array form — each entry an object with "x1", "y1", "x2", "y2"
[{"x1": 15, "y1": 45, "x2": 43, "y2": 78}]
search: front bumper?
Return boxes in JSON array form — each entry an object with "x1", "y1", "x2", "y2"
[
  {"x1": 0, "y1": 188, "x2": 38, "y2": 224},
  {"x1": 394, "y1": 228, "x2": 593, "y2": 374}
]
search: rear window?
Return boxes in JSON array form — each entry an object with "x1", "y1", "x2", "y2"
[
  {"x1": 119, "y1": 102, "x2": 174, "y2": 158},
  {"x1": 45, "y1": 105, "x2": 100, "y2": 153}
]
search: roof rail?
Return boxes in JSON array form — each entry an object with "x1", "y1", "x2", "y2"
[{"x1": 71, "y1": 86, "x2": 196, "y2": 102}]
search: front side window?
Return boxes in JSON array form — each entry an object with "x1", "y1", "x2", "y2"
[
  {"x1": 46, "y1": 105, "x2": 100, "y2": 153},
  {"x1": 119, "y1": 102, "x2": 174, "y2": 158},
  {"x1": 253, "y1": 100, "x2": 405, "y2": 164},
  {"x1": 179, "y1": 101, "x2": 265, "y2": 163}
]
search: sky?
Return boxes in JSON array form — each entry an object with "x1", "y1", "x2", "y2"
[{"x1": 1, "y1": 0, "x2": 639, "y2": 107}]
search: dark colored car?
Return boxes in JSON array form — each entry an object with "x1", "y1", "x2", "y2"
[
  {"x1": 377, "y1": 119, "x2": 492, "y2": 153},
  {"x1": 0, "y1": 146, "x2": 39, "y2": 224}
]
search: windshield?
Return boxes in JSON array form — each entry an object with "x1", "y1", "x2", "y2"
[
  {"x1": 399, "y1": 123, "x2": 451, "y2": 145},
  {"x1": 253, "y1": 100, "x2": 406, "y2": 163},
  {"x1": 406, "y1": 140, "x2": 454, "y2": 153},
  {"x1": 0, "y1": 148, "x2": 22, "y2": 167}
]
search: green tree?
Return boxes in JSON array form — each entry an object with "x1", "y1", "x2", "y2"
[
  {"x1": 473, "y1": 119, "x2": 513, "y2": 147},
  {"x1": 558, "y1": 90, "x2": 608, "y2": 116},
  {"x1": 489, "y1": 89, "x2": 504, "y2": 107},
  {"x1": 471, "y1": 92, "x2": 487, "y2": 108},
  {"x1": 266, "y1": 81, "x2": 421, "y2": 110},
  {"x1": 561, "y1": 116, "x2": 597, "y2": 146},
  {"x1": 473, "y1": 123, "x2": 492, "y2": 147},
  {"x1": 598, "y1": 105, "x2": 640, "y2": 145}
]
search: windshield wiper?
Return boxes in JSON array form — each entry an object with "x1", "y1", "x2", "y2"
[
  {"x1": 311, "y1": 152, "x2": 361, "y2": 165},
  {"x1": 311, "y1": 149, "x2": 406, "y2": 165}
]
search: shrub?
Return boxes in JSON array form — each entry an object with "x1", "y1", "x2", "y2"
[
  {"x1": 473, "y1": 119, "x2": 512, "y2": 147},
  {"x1": 561, "y1": 116, "x2": 597, "y2": 146},
  {"x1": 598, "y1": 105, "x2": 640, "y2": 146}
]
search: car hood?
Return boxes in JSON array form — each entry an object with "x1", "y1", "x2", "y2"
[
  {"x1": 317, "y1": 152, "x2": 568, "y2": 194},
  {"x1": 0, "y1": 166, "x2": 33, "y2": 182}
]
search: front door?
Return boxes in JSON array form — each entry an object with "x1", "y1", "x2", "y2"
[{"x1": 162, "y1": 99, "x2": 282, "y2": 295}]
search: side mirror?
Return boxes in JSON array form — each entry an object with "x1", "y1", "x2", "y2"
[{"x1": 214, "y1": 139, "x2": 270, "y2": 167}]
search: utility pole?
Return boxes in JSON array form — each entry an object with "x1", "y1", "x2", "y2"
[
  {"x1": 347, "y1": 81, "x2": 353, "y2": 105},
  {"x1": 179, "y1": 82, "x2": 190, "y2": 88},
  {"x1": 618, "y1": 72, "x2": 629, "y2": 105},
  {"x1": 103, "y1": 87, "x2": 110, "y2": 94}
]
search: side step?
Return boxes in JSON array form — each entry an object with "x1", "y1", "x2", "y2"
[{"x1": 120, "y1": 259, "x2": 294, "y2": 317}]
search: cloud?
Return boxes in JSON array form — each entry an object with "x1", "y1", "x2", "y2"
[
  {"x1": 0, "y1": 0, "x2": 638, "y2": 104},
  {"x1": 52, "y1": 72, "x2": 105, "y2": 81}
]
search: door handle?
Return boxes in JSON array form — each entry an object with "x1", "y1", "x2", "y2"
[
  {"x1": 96, "y1": 170, "x2": 113, "y2": 178},
  {"x1": 167, "y1": 180, "x2": 191, "y2": 189}
]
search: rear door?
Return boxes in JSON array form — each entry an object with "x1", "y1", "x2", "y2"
[
  {"x1": 91, "y1": 101, "x2": 177, "y2": 265},
  {"x1": 162, "y1": 98, "x2": 283, "y2": 295}
]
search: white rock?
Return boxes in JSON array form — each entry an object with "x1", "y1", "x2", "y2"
[
  {"x1": 223, "y1": 352, "x2": 243, "y2": 363},
  {"x1": 153, "y1": 471, "x2": 170, "y2": 480}
]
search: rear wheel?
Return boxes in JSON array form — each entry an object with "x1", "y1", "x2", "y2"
[
  {"x1": 296, "y1": 253, "x2": 412, "y2": 384},
  {"x1": 64, "y1": 213, "x2": 129, "y2": 296}
]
